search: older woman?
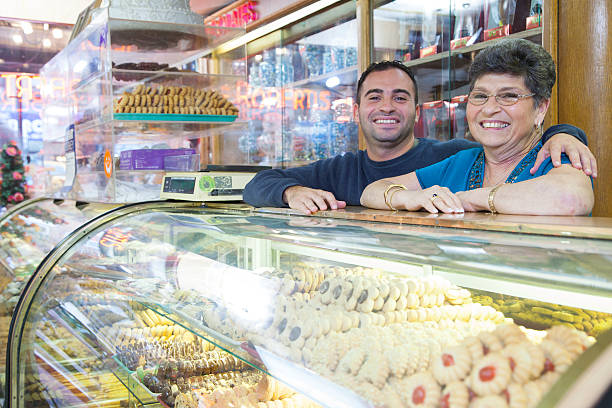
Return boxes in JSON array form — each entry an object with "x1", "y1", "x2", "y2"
[{"x1": 360, "y1": 39, "x2": 593, "y2": 216}]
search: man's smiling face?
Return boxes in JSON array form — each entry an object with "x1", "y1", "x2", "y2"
[{"x1": 354, "y1": 68, "x2": 418, "y2": 153}]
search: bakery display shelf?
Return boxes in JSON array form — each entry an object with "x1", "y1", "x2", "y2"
[
  {"x1": 402, "y1": 28, "x2": 543, "y2": 69},
  {"x1": 70, "y1": 70, "x2": 105, "y2": 92},
  {"x1": 32, "y1": 346, "x2": 97, "y2": 403},
  {"x1": 108, "y1": 19, "x2": 245, "y2": 55},
  {"x1": 49, "y1": 303, "x2": 116, "y2": 359},
  {"x1": 34, "y1": 330, "x2": 93, "y2": 378},
  {"x1": 113, "y1": 113, "x2": 238, "y2": 123},
  {"x1": 142, "y1": 302, "x2": 373, "y2": 408},
  {"x1": 127, "y1": 372, "x2": 161, "y2": 405},
  {"x1": 434, "y1": 265, "x2": 612, "y2": 315},
  {"x1": 112, "y1": 68, "x2": 243, "y2": 87},
  {"x1": 75, "y1": 116, "x2": 247, "y2": 140},
  {"x1": 269, "y1": 240, "x2": 427, "y2": 277}
]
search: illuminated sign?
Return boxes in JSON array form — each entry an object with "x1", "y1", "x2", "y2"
[
  {"x1": 207, "y1": 1, "x2": 258, "y2": 27},
  {"x1": 0, "y1": 73, "x2": 48, "y2": 152},
  {"x1": 98, "y1": 227, "x2": 133, "y2": 257},
  {"x1": 233, "y1": 80, "x2": 333, "y2": 114}
]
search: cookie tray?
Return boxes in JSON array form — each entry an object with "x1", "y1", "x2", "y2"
[{"x1": 113, "y1": 113, "x2": 237, "y2": 122}]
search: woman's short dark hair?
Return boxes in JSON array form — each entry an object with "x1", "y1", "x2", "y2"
[
  {"x1": 357, "y1": 60, "x2": 418, "y2": 105},
  {"x1": 468, "y1": 39, "x2": 556, "y2": 105}
]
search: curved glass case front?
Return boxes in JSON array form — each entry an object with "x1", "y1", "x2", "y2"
[
  {"x1": 7, "y1": 204, "x2": 612, "y2": 407},
  {"x1": 0, "y1": 198, "x2": 115, "y2": 400}
]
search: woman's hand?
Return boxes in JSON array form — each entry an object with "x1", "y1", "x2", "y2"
[
  {"x1": 400, "y1": 186, "x2": 465, "y2": 214},
  {"x1": 455, "y1": 189, "x2": 490, "y2": 212}
]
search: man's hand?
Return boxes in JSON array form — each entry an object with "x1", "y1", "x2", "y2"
[
  {"x1": 283, "y1": 186, "x2": 347, "y2": 215},
  {"x1": 533, "y1": 133, "x2": 598, "y2": 177}
]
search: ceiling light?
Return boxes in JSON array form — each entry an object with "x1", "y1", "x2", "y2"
[
  {"x1": 12, "y1": 34, "x2": 23, "y2": 44},
  {"x1": 52, "y1": 28, "x2": 63, "y2": 39},
  {"x1": 21, "y1": 22, "x2": 33, "y2": 35},
  {"x1": 43, "y1": 38, "x2": 52, "y2": 48},
  {"x1": 325, "y1": 76, "x2": 340, "y2": 88},
  {"x1": 73, "y1": 60, "x2": 88, "y2": 73}
]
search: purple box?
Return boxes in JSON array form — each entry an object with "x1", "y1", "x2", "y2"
[{"x1": 119, "y1": 148, "x2": 196, "y2": 170}]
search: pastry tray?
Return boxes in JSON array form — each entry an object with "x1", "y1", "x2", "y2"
[
  {"x1": 129, "y1": 372, "x2": 160, "y2": 404},
  {"x1": 113, "y1": 113, "x2": 237, "y2": 122}
]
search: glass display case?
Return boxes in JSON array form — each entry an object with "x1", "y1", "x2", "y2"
[
  {"x1": 0, "y1": 198, "x2": 116, "y2": 402},
  {"x1": 220, "y1": 1, "x2": 359, "y2": 167},
  {"x1": 373, "y1": 0, "x2": 544, "y2": 141},
  {"x1": 40, "y1": 1, "x2": 247, "y2": 202},
  {"x1": 6, "y1": 203, "x2": 612, "y2": 407}
]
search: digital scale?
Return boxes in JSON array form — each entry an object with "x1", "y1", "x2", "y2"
[{"x1": 159, "y1": 165, "x2": 271, "y2": 202}]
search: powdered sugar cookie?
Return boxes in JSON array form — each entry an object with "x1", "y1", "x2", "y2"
[
  {"x1": 462, "y1": 336, "x2": 485, "y2": 361},
  {"x1": 433, "y1": 346, "x2": 472, "y2": 384},
  {"x1": 470, "y1": 395, "x2": 508, "y2": 408},
  {"x1": 525, "y1": 343, "x2": 545, "y2": 378},
  {"x1": 540, "y1": 339, "x2": 573, "y2": 373},
  {"x1": 503, "y1": 382, "x2": 528, "y2": 408},
  {"x1": 401, "y1": 372, "x2": 441, "y2": 408},
  {"x1": 501, "y1": 343, "x2": 533, "y2": 384},
  {"x1": 478, "y1": 331, "x2": 503, "y2": 355},
  {"x1": 440, "y1": 381, "x2": 469, "y2": 408},
  {"x1": 470, "y1": 353, "x2": 511, "y2": 396},
  {"x1": 494, "y1": 324, "x2": 526, "y2": 346},
  {"x1": 358, "y1": 355, "x2": 390, "y2": 389},
  {"x1": 337, "y1": 347, "x2": 366, "y2": 375},
  {"x1": 522, "y1": 380, "x2": 543, "y2": 408},
  {"x1": 546, "y1": 325, "x2": 588, "y2": 359}
]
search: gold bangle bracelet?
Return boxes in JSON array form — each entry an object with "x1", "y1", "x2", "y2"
[
  {"x1": 488, "y1": 184, "x2": 503, "y2": 214},
  {"x1": 384, "y1": 184, "x2": 407, "y2": 211}
]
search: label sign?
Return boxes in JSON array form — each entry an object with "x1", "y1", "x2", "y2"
[
  {"x1": 104, "y1": 149, "x2": 112, "y2": 178},
  {"x1": 206, "y1": 0, "x2": 258, "y2": 27}
]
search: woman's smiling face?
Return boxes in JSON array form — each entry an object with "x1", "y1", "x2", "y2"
[{"x1": 467, "y1": 73, "x2": 548, "y2": 152}]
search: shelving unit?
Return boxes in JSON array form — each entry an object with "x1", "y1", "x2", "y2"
[{"x1": 40, "y1": 7, "x2": 247, "y2": 203}]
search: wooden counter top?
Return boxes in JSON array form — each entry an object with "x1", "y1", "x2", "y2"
[{"x1": 252, "y1": 206, "x2": 612, "y2": 240}]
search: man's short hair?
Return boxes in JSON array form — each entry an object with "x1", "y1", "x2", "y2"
[{"x1": 356, "y1": 60, "x2": 418, "y2": 105}]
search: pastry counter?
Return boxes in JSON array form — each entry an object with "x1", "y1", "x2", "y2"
[
  {"x1": 5, "y1": 202, "x2": 612, "y2": 407},
  {"x1": 0, "y1": 198, "x2": 116, "y2": 402}
]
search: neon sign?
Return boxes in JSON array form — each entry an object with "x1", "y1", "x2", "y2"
[{"x1": 207, "y1": 1, "x2": 258, "y2": 28}]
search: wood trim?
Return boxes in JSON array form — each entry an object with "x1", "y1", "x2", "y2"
[
  {"x1": 542, "y1": 0, "x2": 558, "y2": 128},
  {"x1": 557, "y1": 0, "x2": 612, "y2": 216},
  {"x1": 356, "y1": 0, "x2": 373, "y2": 151}
]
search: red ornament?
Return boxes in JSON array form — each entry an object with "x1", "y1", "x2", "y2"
[
  {"x1": 14, "y1": 192, "x2": 24, "y2": 202},
  {"x1": 5, "y1": 147, "x2": 17, "y2": 156},
  {"x1": 12, "y1": 171, "x2": 23, "y2": 181}
]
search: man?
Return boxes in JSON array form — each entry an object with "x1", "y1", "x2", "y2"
[{"x1": 244, "y1": 61, "x2": 596, "y2": 215}]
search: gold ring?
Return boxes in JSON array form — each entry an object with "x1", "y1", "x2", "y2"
[{"x1": 430, "y1": 193, "x2": 439, "y2": 202}]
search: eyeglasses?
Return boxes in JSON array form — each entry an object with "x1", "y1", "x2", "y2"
[{"x1": 468, "y1": 92, "x2": 535, "y2": 106}]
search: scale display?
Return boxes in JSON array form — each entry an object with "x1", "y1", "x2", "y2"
[
  {"x1": 159, "y1": 171, "x2": 257, "y2": 202},
  {"x1": 163, "y1": 177, "x2": 196, "y2": 194}
]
